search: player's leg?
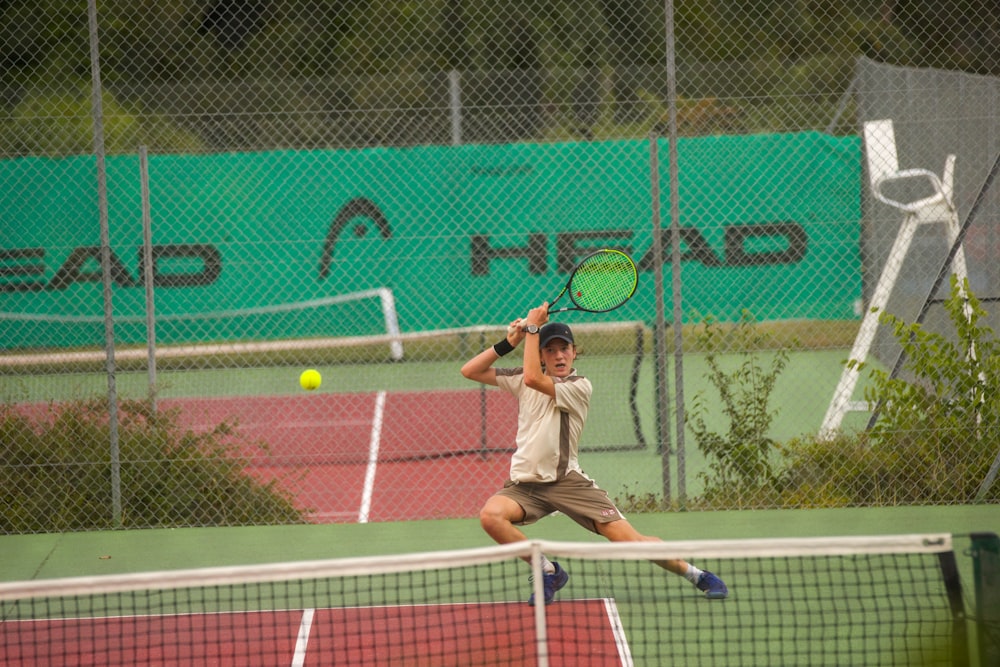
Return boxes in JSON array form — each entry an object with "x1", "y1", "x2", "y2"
[
  {"x1": 542, "y1": 473, "x2": 729, "y2": 599},
  {"x1": 481, "y1": 484, "x2": 568, "y2": 606},
  {"x1": 596, "y1": 519, "x2": 728, "y2": 598},
  {"x1": 596, "y1": 519, "x2": 687, "y2": 573},
  {"x1": 597, "y1": 519, "x2": 729, "y2": 598},
  {"x1": 479, "y1": 494, "x2": 528, "y2": 545}
]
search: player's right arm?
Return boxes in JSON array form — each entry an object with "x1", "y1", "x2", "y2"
[
  {"x1": 521, "y1": 303, "x2": 553, "y2": 395},
  {"x1": 460, "y1": 318, "x2": 525, "y2": 385}
]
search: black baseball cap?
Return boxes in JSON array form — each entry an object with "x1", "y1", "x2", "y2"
[{"x1": 538, "y1": 322, "x2": 574, "y2": 348}]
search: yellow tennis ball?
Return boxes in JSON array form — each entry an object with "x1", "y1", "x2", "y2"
[{"x1": 299, "y1": 369, "x2": 322, "y2": 391}]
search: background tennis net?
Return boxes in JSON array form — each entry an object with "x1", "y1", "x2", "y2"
[{"x1": 0, "y1": 534, "x2": 973, "y2": 666}]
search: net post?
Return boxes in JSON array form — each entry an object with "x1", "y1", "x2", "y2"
[
  {"x1": 530, "y1": 542, "x2": 550, "y2": 667},
  {"x1": 936, "y1": 548, "x2": 969, "y2": 667},
  {"x1": 971, "y1": 532, "x2": 1000, "y2": 667}
]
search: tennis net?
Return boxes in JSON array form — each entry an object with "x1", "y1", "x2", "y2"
[{"x1": 0, "y1": 534, "x2": 970, "y2": 666}]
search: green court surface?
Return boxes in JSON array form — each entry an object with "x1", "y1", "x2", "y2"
[{"x1": 2, "y1": 505, "x2": 995, "y2": 582}]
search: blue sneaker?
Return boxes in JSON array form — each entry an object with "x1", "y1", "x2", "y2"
[
  {"x1": 528, "y1": 562, "x2": 569, "y2": 606},
  {"x1": 696, "y1": 571, "x2": 728, "y2": 599}
]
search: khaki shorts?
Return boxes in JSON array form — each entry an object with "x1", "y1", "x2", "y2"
[{"x1": 495, "y1": 470, "x2": 625, "y2": 533}]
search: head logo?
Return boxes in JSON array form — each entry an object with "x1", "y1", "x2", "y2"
[{"x1": 318, "y1": 197, "x2": 391, "y2": 280}]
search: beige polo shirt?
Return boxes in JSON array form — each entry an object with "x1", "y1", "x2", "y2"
[{"x1": 495, "y1": 367, "x2": 592, "y2": 483}]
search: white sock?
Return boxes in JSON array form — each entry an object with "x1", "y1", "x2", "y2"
[
  {"x1": 684, "y1": 564, "x2": 703, "y2": 585},
  {"x1": 540, "y1": 555, "x2": 556, "y2": 574}
]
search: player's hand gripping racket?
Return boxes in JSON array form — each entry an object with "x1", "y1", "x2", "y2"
[{"x1": 547, "y1": 248, "x2": 638, "y2": 314}]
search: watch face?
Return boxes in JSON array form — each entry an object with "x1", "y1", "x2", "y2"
[{"x1": 526, "y1": 324, "x2": 539, "y2": 334}]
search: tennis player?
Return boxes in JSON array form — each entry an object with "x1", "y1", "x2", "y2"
[{"x1": 461, "y1": 302, "x2": 729, "y2": 605}]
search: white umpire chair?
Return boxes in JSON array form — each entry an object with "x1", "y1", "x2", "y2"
[{"x1": 819, "y1": 118, "x2": 970, "y2": 438}]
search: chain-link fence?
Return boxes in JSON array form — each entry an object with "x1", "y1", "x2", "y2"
[{"x1": 2, "y1": 1, "x2": 999, "y2": 533}]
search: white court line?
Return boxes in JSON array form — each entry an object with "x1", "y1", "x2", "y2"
[
  {"x1": 357, "y1": 390, "x2": 386, "y2": 523},
  {"x1": 289, "y1": 607, "x2": 315, "y2": 667},
  {"x1": 602, "y1": 598, "x2": 634, "y2": 667}
]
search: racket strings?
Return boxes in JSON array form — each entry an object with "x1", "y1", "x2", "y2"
[{"x1": 568, "y1": 253, "x2": 637, "y2": 311}]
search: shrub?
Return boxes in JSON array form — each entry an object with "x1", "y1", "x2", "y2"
[
  {"x1": 0, "y1": 399, "x2": 304, "y2": 533},
  {"x1": 681, "y1": 277, "x2": 1000, "y2": 510},
  {"x1": 779, "y1": 276, "x2": 1000, "y2": 506},
  {"x1": 686, "y1": 311, "x2": 790, "y2": 508}
]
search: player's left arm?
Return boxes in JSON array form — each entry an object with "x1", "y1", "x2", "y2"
[{"x1": 460, "y1": 317, "x2": 526, "y2": 385}]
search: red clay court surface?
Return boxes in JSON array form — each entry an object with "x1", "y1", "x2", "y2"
[
  {"x1": 1, "y1": 599, "x2": 633, "y2": 666},
  {"x1": 160, "y1": 389, "x2": 519, "y2": 523}
]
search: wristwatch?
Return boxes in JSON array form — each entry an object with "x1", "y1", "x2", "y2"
[{"x1": 523, "y1": 323, "x2": 540, "y2": 334}]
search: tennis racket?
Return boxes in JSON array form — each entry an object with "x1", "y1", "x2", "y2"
[{"x1": 546, "y1": 248, "x2": 638, "y2": 314}]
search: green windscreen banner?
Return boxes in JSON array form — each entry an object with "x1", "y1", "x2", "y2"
[{"x1": 0, "y1": 132, "x2": 860, "y2": 349}]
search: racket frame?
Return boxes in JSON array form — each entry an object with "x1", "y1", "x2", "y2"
[{"x1": 548, "y1": 248, "x2": 638, "y2": 314}]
